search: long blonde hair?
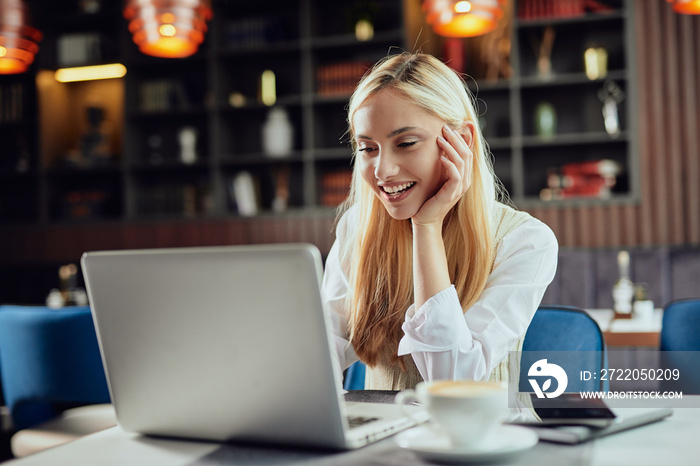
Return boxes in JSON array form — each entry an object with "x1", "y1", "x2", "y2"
[{"x1": 340, "y1": 53, "x2": 502, "y2": 368}]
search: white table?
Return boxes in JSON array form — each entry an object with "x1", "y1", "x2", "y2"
[
  {"x1": 5, "y1": 403, "x2": 700, "y2": 466},
  {"x1": 586, "y1": 309, "x2": 663, "y2": 347}
]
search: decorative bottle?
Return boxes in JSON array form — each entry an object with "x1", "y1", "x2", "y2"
[
  {"x1": 262, "y1": 107, "x2": 293, "y2": 158},
  {"x1": 534, "y1": 101, "x2": 556, "y2": 139},
  {"x1": 612, "y1": 251, "x2": 634, "y2": 318}
]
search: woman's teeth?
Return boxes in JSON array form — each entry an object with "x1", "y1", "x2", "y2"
[{"x1": 382, "y1": 182, "x2": 415, "y2": 195}]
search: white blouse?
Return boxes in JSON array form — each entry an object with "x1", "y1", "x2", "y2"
[{"x1": 321, "y1": 207, "x2": 559, "y2": 389}]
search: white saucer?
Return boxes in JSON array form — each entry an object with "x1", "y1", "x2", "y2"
[{"x1": 395, "y1": 424, "x2": 538, "y2": 464}]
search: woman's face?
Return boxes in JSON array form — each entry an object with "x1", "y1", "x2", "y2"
[{"x1": 352, "y1": 90, "x2": 447, "y2": 220}]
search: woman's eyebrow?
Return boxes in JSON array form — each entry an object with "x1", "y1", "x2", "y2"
[
  {"x1": 387, "y1": 126, "x2": 417, "y2": 138},
  {"x1": 356, "y1": 126, "x2": 418, "y2": 141}
]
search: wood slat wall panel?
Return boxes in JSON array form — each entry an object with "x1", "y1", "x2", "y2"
[
  {"x1": 643, "y1": 0, "x2": 666, "y2": 245},
  {"x1": 663, "y1": 4, "x2": 683, "y2": 245},
  {"x1": 1, "y1": 3, "x2": 698, "y2": 272},
  {"x1": 681, "y1": 14, "x2": 700, "y2": 244},
  {"x1": 525, "y1": 1, "x2": 700, "y2": 248},
  {"x1": 0, "y1": 215, "x2": 337, "y2": 267},
  {"x1": 636, "y1": 0, "x2": 654, "y2": 246},
  {"x1": 625, "y1": 204, "x2": 639, "y2": 246}
]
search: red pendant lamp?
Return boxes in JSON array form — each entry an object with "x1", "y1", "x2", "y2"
[
  {"x1": 124, "y1": 0, "x2": 213, "y2": 58},
  {"x1": 423, "y1": 0, "x2": 504, "y2": 38},
  {"x1": 0, "y1": 0, "x2": 42, "y2": 74},
  {"x1": 667, "y1": 0, "x2": 700, "y2": 14}
]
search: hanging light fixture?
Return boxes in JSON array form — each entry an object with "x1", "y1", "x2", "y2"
[
  {"x1": 55, "y1": 63, "x2": 128, "y2": 83},
  {"x1": 123, "y1": 0, "x2": 213, "y2": 58},
  {"x1": 0, "y1": 0, "x2": 42, "y2": 74},
  {"x1": 667, "y1": 0, "x2": 700, "y2": 14},
  {"x1": 423, "y1": 0, "x2": 504, "y2": 38}
]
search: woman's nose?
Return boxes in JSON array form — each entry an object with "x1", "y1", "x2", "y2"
[{"x1": 374, "y1": 151, "x2": 400, "y2": 180}]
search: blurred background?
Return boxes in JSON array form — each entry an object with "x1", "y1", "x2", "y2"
[{"x1": 0, "y1": 0, "x2": 699, "y2": 310}]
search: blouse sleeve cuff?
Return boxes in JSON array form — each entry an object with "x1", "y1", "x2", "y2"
[{"x1": 397, "y1": 285, "x2": 473, "y2": 355}]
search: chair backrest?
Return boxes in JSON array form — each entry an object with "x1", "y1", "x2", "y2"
[
  {"x1": 521, "y1": 306, "x2": 608, "y2": 393},
  {"x1": 659, "y1": 299, "x2": 700, "y2": 394},
  {"x1": 344, "y1": 306, "x2": 608, "y2": 393},
  {"x1": 660, "y1": 299, "x2": 700, "y2": 351},
  {"x1": 344, "y1": 360, "x2": 366, "y2": 391},
  {"x1": 0, "y1": 305, "x2": 111, "y2": 430}
]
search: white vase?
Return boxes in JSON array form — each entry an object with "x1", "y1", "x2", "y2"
[
  {"x1": 178, "y1": 126, "x2": 198, "y2": 164},
  {"x1": 262, "y1": 107, "x2": 293, "y2": 158}
]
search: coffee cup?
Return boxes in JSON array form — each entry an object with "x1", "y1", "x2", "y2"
[{"x1": 395, "y1": 380, "x2": 509, "y2": 448}]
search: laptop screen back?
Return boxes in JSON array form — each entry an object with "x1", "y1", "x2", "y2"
[{"x1": 82, "y1": 243, "x2": 349, "y2": 448}]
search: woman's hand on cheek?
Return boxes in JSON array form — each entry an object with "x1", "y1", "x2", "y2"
[{"x1": 411, "y1": 124, "x2": 473, "y2": 228}]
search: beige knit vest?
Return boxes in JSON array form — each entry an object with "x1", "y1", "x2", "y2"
[{"x1": 364, "y1": 202, "x2": 532, "y2": 390}]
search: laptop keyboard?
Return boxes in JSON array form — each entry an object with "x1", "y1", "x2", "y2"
[{"x1": 347, "y1": 416, "x2": 379, "y2": 429}]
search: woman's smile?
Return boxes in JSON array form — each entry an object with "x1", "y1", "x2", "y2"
[
  {"x1": 380, "y1": 181, "x2": 416, "y2": 198},
  {"x1": 353, "y1": 90, "x2": 447, "y2": 220}
]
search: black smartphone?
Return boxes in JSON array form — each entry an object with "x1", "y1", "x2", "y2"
[{"x1": 530, "y1": 393, "x2": 617, "y2": 428}]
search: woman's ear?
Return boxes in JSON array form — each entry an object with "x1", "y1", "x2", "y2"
[{"x1": 459, "y1": 120, "x2": 476, "y2": 150}]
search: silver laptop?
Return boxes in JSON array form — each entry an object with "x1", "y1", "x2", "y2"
[{"x1": 81, "y1": 243, "x2": 423, "y2": 449}]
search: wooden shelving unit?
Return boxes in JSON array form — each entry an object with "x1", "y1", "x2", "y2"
[
  {"x1": 474, "y1": 0, "x2": 637, "y2": 206},
  {"x1": 0, "y1": 72, "x2": 40, "y2": 223},
  {"x1": 121, "y1": 0, "x2": 408, "y2": 220},
  {"x1": 0, "y1": 0, "x2": 407, "y2": 226},
  {"x1": 0, "y1": 0, "x2": 637, "y2": 225},
  {"x1": 0, "y1": 0, "x2": 641, "y2": 304}
]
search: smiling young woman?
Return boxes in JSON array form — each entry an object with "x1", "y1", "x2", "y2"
[
  {"x1": 320, "y1": 53, "x2": 559, "y2": 422},
  {"x1": 353, "y1": 90, "x2": 451, "y2": 222}
]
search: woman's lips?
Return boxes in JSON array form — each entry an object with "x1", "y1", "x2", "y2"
[{"x1": 379, "y1": 182, "x2": 415, "y2": 202}]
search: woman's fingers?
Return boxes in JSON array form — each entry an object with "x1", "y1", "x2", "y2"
[
  {"x1": 438, "y1": 128, "x2": 465, "y2": 172},
  {"x1": 413, "y1": 123, "x2": 476, "y2": 225},
  {"x1": 433, "y1": 158, "x2": 459, "y2": 201},
  {"x1": 438, "y1": 125, "x2": 473, "y2": 193},
  {"x1": 437, "y1": 140, "x2": 464, "y2": 185},
  {"x1": 443, "y1": 125, "x2": 469, "y2": 158}
]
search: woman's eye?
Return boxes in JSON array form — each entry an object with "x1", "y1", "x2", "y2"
[
  {"x1": 358, "y1": 147, "x2": 377, "y2": 154},
  {"x1": 398, "y1": 141, "x2": 417, "y2": 149}
]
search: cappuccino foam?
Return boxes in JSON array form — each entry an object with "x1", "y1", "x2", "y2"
[{"x1": 427, "y1": 380, "x2": 503, "y2": 397}]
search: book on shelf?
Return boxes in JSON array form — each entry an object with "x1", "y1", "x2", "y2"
[
  {"x1": 317, "y1": 62, "x2": 372, "y2": 97},
  {"x1": 138, "y1": 80, "x2": 198, "y2": 112},
  {"x1": 224, "y1": 17, "x2": 287, "y2": 47},
  {"x1": 0, "y1": 83, "x2": 24, "y2": 123},
  {"x1": 138, "y1": 184, "x2": 205, "y2": 217},
  {"x1": 61, "y1": 190, "x2": 108, "y2": 220},
  {"x1": 0, "y1": 129, "x2": 31, "y2": 172},
  {"x1": 517, "y1": 0, "x2": 614, "y2": 21},
  {"x1": 321, "y1": 170, "x2": 352, "y2": 207},
  {"x1": 57, "y1": 33, "x2": 102, "y2": 67},
  {"x1": 541, "y1": 181, "x2": 610, "y2": 200},
  {"x1": 561, "y1": 159, "x2": 622, "y2": 178},
  {"x1": 541, "y1": 159, "x2": 621, "y2": 200}
]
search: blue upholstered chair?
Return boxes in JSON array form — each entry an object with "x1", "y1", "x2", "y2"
[
  {"x1": 659, "y1": 299, "x2": 700, "y2": 394},
  {"x1": 0, "y1": 305, "x2": 111, "y2": 430},
  {"x1": 344, "y1": 360, "x2": 366, "y2": 390},
  {"x1": 521, "y1": 305, "x2": 608, "y2": 393},
  {"x1": 343, "y1": 306, "x2": 608, "y2": 393},
  {"x1": 0, "y1": 305, "x2": 116, "y2": 457},
  {"x1": 660, "y1": 299, "x2": 700, "y2": 351}
]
